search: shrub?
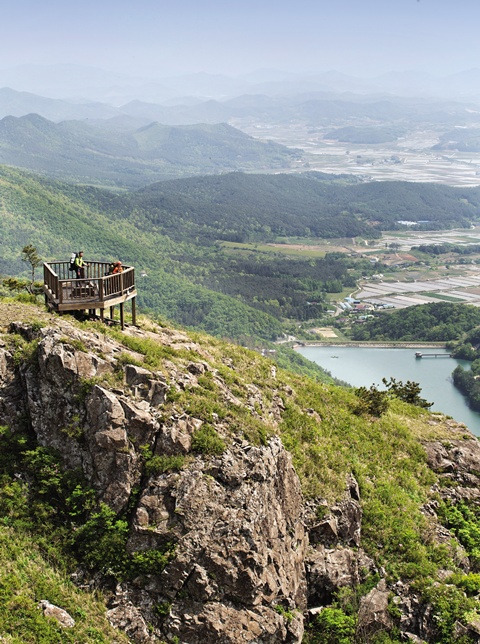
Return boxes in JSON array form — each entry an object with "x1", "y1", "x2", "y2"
[
  {"x1": 131, "y1": 546, "x2": 175, "y2": 576},
  {"x1": 308, "y1": 607, "x2": 356, "y2": 644},
  {"x1": 145, "y1": 454, "x2": 185, "y2": 476},
  {"x1": 191, "y1": 424, "x2": 226, "y2": 455},
  {"x1": 424, "y1": 583, "x2": 476, "y2": 643},
  {"x1": 73, "y1": 503, "x2": 130, "y2": 575},
  {"x1": 382, "y1": 377, "x2": 432, "y2": 408},
  {"x1": 438, "y1": 501, "x2": 480, "y2": 568},
  {"x1": 354, "y1": 384, "x2": 388, "y2": 417},
  {"x1": 274, "y1": 605, "x2": 295, "y2": 623},
  {"x1": 449, "y1": 572, "x2": 480, "y2": 595},
  {"x1": 6, "y1": 335, "x2": 39, "y2": 367}
]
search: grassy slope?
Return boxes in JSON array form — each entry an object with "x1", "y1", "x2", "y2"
[{"x1": 0, "y1": 526, "x2": 127, "y2": 643}]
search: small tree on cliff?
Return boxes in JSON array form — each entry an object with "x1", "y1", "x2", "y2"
[{"x1": 21, "y1": 244, "x2": 42, "y2": 292}]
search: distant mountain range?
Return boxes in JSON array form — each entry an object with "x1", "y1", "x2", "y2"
[
  {"x1": 1, "y1": 86, "x2": 479, "y2": 130},
  {"x1": 0, "y1": 114, "x2": 300, "y2": 188},
  {"x1": 2, "y1": 64, "x2": 480, "y2": 103}
]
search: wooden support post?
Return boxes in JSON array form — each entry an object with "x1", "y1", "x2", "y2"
[
  {"x1": 110, "y1": 305, "x2": 114, "y2": 321},
  {"x1": 100, "y1": 308, "x2": 104, "y2": 322},
  {"x1": 131, "y1": 297, "x2": 136, "y2": 326},
  {"x1": 120, "y1": 302, "x2": 124, "y2": 330}
]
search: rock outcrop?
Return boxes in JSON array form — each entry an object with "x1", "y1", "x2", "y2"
[
  {"x1": 0, "y1": 321, "x2": 306, "y2": 642},
  {"x1": 2, "y1": 317, "x2": 480, "y2": 643}
]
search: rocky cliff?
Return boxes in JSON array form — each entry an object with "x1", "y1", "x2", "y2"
[{"x1": 1, "y1": 308, "x2": 480, "y2": 643}]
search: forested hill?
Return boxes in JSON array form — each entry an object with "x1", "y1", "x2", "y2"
[
  {"x1": 0, "y1": 114, "x2": 299, "y2": 188},
  {"x1": 0, "y1": 164, "x2": 338, "y2": 381},
  {"x1": 0, "y1": 165, "x2": 277, "y2": 340},
  {"x1": 351, "y1": 302, "x2": 480, "y2": 342},
  {"x1": 133, "y1": 172, "x2": 480, "y2": 240},
  {"x1": 5, "y1": 161, "x2": 480, "y2": 373}
]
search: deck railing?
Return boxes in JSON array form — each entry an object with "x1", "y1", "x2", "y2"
[{"x1": 43, "y1": 261, "x2": 135, "y2": 306}]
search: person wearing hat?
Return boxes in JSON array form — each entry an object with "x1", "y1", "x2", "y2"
[{"x1": 112, "y1": 261, "x2": 123, "y2": 274}]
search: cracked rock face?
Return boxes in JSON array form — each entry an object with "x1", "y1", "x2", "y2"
[
  {"x1": 129, "y1": 437, "x2": 307, "y2": 643},
  {"x1": 0, "y1": 321, "x2": 308, "y2": 643}
]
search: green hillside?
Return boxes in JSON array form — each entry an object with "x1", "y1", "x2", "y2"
[
  {"x1": 0, "y1": 114, "x2": 299, "y2": 188},
  {"x1": 0, "y1": 165, "x2": 335, "y2": 380},
  {"x1": 351, "y1": 303, "x2": 480, "y2": 342},
  {"x1": 133, "y1": 172, "x2": 480, "y2": 240},
  {"x1": 4, "y1": 163, "x2": 480, "y2": 355}
]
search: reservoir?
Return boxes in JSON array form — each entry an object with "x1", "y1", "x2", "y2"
[{"x1": 296, "y1": 345, "x2": 480, "y2": 436}]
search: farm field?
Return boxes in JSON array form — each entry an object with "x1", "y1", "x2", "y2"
[
  {"x1": 356, "y1": 270, "x2": 480, "y2": 309},
  {"x1": 236, "y1": 121, "x2": 480, "y2": 187}
]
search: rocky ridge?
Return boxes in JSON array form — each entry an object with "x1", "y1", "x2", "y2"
[{"x1": 1, "y1": 312, "x2": 480, "y2": 643}]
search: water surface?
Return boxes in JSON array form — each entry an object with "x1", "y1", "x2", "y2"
[{"x1": 297, "y1": 345, "x2": 480, "y2": 436}]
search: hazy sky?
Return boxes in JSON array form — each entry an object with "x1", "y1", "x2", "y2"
[{"x1": 1, "y1": 0, "x2": 479, "y2": 78}]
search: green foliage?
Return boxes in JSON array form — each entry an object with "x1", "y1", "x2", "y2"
[
  {"x1": 448, "y1": 572, "x2": 480, "y2": 595},
  {"x1": 70, "y1": 502, "x2": 176, "y2": 579},
  {"x1": 2, "y1": 276, "x2": 30, "y2": 292},
  {"x1": 352, "y1": 302, "x2": 480, "y2": 342},
  {"x1": 77, "y1": 376, "x2": 104, "y2": 401},
  {"x1": 0, "y1": 116, "x2": 297, "y2": 189},
  {"x1": 155, "y1": 601, "x2": 172, "y2": 618},
  {"x1": 382, "y1": 378, "x2": 432, "y2": 408},
  {"x1": 307, "y1": 607, "x2": 356, "y2": 644},
  {"x1": 137, "y1": 173, "x2": 480, "y2": 241},
  {"x1": 354, "y1": 384, "x2": 389, "y2": 417},
  {"x1": 103, "y1": 327, "x2": 198, "y2": 366},
  {"x1": 191, "y1": 424, "x2": 226, "y2": 455},
  {"x1": 423, "y1": 583, "x2": 477, "y2": 643},
  {"x1": 72, "y1": 504, "x2": 129, "y2": 574},
  {"x1": 452, "y1": 366, "x2": 480, "y2": 412},
  {"x1": 274, "y1": 605, "x2": 295, "y2": 623},
  {"x1": 451, "y1": 342, "x2": 478, "y2": 360},
  {"x1": 0, "y1": 525, "x2": 129, "y2": 643},
  {"x1": 115, "y1": 352, "x2": 145, "y2": 370},
  {"x1": 438, "y1": 501, "x2": 480, "y2": 568},
  {"x1": 0, "y1": 425, "x2": 175, "y2": 591},
  {"x1": 413, "y1": 242, "x2": 480, "y2": 256},
  {"x1": 145, "y1": 454, "x2": 185, "y2": 476},
  {"x1": 6, "y1": 335, "x2": 39, "y2": 367},
  {"x1": 21, "y1": 244, "x2": 42, "y2": 287}
]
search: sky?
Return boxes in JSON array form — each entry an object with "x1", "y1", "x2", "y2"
[{"x1": 1, "y1": 0, "x2": 480, "y2": 79}]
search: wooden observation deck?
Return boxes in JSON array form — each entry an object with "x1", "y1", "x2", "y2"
[{"x1": 43, "y1": 261, "x2": 137, "y2": 329}]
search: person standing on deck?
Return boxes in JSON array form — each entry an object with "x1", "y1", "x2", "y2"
[{"x1": 74, "y1": 251, "x2": 89, "y2": 279}]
